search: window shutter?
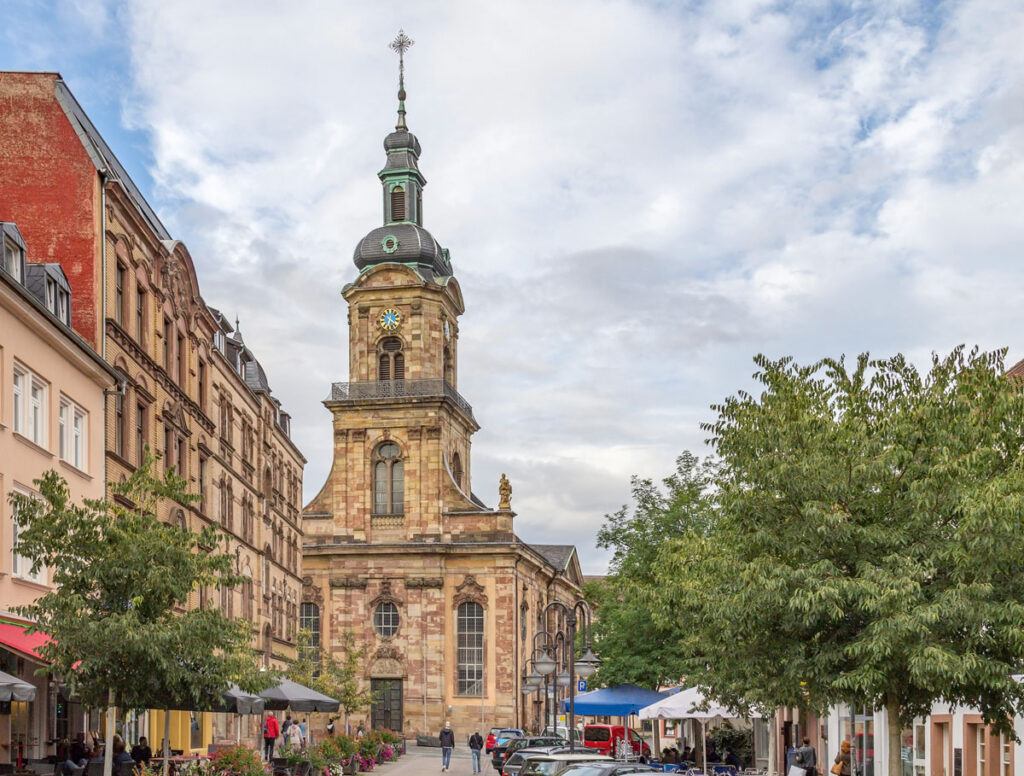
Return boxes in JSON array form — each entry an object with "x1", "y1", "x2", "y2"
[
  {"x1": 394, "y1": 353, "x2": 405, "y2": 380},
  {"x1": 391, "y1": 187, "x2": 406, "y2": 221},
  {"x1": 379, "y1": 354, "x2": 391, "y2": 381}
]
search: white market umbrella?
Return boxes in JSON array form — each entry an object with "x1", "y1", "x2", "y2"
[
  {"x1": 638, "y1": 687, "x2": 761, "y2": 771},
  {"x1": 0, "y1": 669, "x2": 35, "y2": 702}
]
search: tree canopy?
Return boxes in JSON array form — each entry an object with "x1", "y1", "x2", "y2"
[
  {"x1": 11, "y1": 453, "x2": 268, "y2": 715},
  {"x1": 655, "y1": 348, "x2": 1024, "y2": 774},
  {"x1": 289, "y1": 628, "x2": 372, "y2": 728},
  {"x1": 586, "y1": 451, "x2": 715, "y2": 689}
]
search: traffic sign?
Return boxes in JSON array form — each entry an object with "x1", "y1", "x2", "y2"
[{"x1": 578, "y1": 679, "x2": 587, "y2": 692}]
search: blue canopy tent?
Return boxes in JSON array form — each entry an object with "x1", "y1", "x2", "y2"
[{"x1": 559, "y1": 683, "x2": 675, "y2": 716}]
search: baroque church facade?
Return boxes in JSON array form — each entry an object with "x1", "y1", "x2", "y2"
[{"x1": 301, "y1": 64, "x2": 585, "y2": 736}]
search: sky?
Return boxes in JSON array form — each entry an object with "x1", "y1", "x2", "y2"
[{"x1": 3, "y1": 0, "x2": 1024, "y2": 574}]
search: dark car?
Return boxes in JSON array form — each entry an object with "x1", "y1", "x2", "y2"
[{"x1": 493, "y1": 737, "x2": 567, "y2": 771}]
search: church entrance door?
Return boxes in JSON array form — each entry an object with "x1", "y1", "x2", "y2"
[{"x1": 370, "y1": 679, "x2": 403, "y2": 731}]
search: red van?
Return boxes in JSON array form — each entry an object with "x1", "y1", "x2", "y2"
[{"x1": 582, "y1": 724, "x2": 651, "y2": 761}]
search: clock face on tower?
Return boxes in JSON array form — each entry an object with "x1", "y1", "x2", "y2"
[{"x1": 378, "y1": 308, "x2": 401, "y2": 331}]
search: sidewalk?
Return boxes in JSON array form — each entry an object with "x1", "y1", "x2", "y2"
[{"x1": 382, "y1": 743, "x2": 479, "y2": 775}]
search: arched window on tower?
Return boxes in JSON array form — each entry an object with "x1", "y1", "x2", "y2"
[
  {"x1": 443, "y1": 346, "x2": 453, "y2": 384},
  {"x1": 451, "y1": 451, "x2": 463, "y2": 490},
  {"x1": 390, "y1": 185, "x2": 406, "y2": 221},
  {"x1": 372, "y1": 442, "x2": 404, "y2": 515},
  {"x1": 416, "y1": 189, "x2": 422, "y2": 225},
  {"x1": 378, "y1": 338, "x2": 404, "y2": 382}
]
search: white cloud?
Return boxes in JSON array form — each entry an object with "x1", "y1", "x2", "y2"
[{"x1": 101, "y1": 0, "x2": 1024, "y2": 572}]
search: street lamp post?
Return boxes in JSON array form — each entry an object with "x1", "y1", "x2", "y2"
[{"x1": 534, "y1": 598, "x2": 600, "y2": 752}]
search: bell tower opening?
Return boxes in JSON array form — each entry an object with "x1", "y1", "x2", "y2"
[
  {"x1": 378, "y1": 337, "x2": 405, "y2": 381},
  {"x1": 390, "y1": 186, "x2": 406, "y2": 222}
]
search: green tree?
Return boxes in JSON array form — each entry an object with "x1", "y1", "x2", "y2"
[
  {"x1": 11, "y1": 453, "x2": 268, "y2": 776},
  {"x1": 289, "y1": 628, "x2": 372, "y2": 733},
  {"x1": 587, "y1": 452, "x2": 715, "y2": 689},
  {"x1": 657, "y1": 348, "x2": 1024, "y2": 776}
]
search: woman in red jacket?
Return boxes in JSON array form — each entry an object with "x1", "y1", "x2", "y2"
[{"x1": 263, "y1": 713, "x2": 280, "y2": 761}]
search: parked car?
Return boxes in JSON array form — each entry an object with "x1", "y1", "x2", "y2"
[
  {"x1": 493, "y1": 736, "x2": 567, "y2": 771},
  {"x1": 501, "y1": 745, "x2": 572, "y2": 775},
  {"x1": 558, "y1": 764, "x2": 659, "y2": 775},
  {"x1": 520, "y1": 753, "x2": 612, "y2": 776},
  {"x1": 581, "y1": 725, "x2": 651, "y2": 762},
  {"x1": 486, "y1": 728, "x2": 504, "y2": 753},
  {"x1": 542, "y1": 726, "x2": 583, "y2": 746},
  {"x1": 488, "y1": 728, "x2": 525, "y2": 752}
]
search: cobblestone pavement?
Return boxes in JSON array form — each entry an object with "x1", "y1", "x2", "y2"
[{"x1": 383, "y1": 744, "x2": 480, "y2": 776}]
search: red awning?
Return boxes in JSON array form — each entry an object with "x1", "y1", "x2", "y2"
[{"x1": 0, "y1": 621, "x2": 51, "y2": 663}]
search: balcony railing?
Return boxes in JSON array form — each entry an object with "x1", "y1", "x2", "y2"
[{"x1": 326, "y1": 379, "x2": 474, "y2": 419}]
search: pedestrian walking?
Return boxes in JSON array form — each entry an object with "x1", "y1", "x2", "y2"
[
  {"x1": 326, "y1": 718, "x2": 336, "y2": 737},
  {"x1": 469, "y1": 729, "x2": 484, "y2": 774},
  {"x1": 831, "y1": 741, "x2": 852, "y2": 776},
  {"x1": 796, "y1": 737, "x2": 817, "y2": 776},
  {"x1": 439, "y1": 721, "x2": 455, "y2": 772},
  {"x1": 287, "y1": 719, "x2": 304, "y2": 750},
  {"x1": 263, "y1": 714, "x2": 280, "y2": 761}
]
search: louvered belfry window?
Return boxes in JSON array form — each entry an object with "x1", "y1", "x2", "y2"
[
  {"x1": 390, "y1": 186, "x2": 406, "y2": 221},
  {"x1": 372, "y1": 442, "x2": 404, "y2": 515},
  {"x1": 378, "y1": 337, "x2": 404, "y2": 381}
]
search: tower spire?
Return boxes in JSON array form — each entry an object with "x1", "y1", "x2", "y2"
[{"x1": 390, "y1": 29, "x2": 414, "y2": 131}]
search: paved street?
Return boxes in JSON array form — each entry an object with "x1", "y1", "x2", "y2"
[{"x1": 385, "y1": 743, "x2": 480, "y2": 776}]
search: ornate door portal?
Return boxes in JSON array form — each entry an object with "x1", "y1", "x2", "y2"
[{"x1": 370, "y1": 679, "x2": 403, "y2": 732}]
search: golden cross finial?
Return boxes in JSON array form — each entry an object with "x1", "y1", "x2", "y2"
[{"x1": 390, "y1": 29, "x2": 414, "y2": 130}]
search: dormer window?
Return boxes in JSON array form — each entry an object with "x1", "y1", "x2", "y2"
[
  {"x1": 56, "y1": 290, "x2": 68, "y2": 324},
  {"x1": 45, "y1": 278, "x2": 55, "y2": 310},
  {"x1": 390, "y1": 186, "x2": 406, "y2": 221},
  {"x1": 3, "y1": 233, "x2": 24, "y2": 282}
]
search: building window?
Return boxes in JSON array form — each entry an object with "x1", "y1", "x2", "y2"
[
  {"x1": 372, "y1": 442, "x2": 404, "y2": 515},
  {"x1": 114, "y1": 389, "x2": 125, "y2": 458},
  {"x1": 377, "y1": 337, "x2": 404, "y2": 381},
  {"x1": 197, "y1": 361, "x2": 206, "y2": 408},
  {"x1": 14, "y1": 366, "x2": 49, "y2": 447},
  {"x1": 11, "y1": 496, "x2": 43, "y2": 583},
  {"x1": 56, "y1": 289, "x2": 68, "y2": 324},
  {"x1": 136, "y1": 401, "x2": 147, "y2": 467},
  {"x1": 136, "y1": 285, "x2": 146, "y2": 343},
  {"x1": 390, "y1": 185, "x2": 406, "y2": 221},
  {"x1": 300, "y1": 602, "x2": 320, "y2": 662},
  {"x1": 59, "y1": 399, "x2": 87, "y2": 470},
  {"x1": 456, "y1": 601, "x2": 484, "y2": 696},
  {"x1": 45, "y1": 278, "x2": 55, "y2": 311},
  {"x1": 164, "y1": 425, "x2": 173, "y2": 471},
  {"x1": 3, "y1": 234, "x2": 24, "y2": 281},
  {"x1": 451, "y1": 452, "x2": 463, "y2": 489},
  {"x1": 163, "y1": 317, "x2": 172, "y2": 371},
  {"x1": 177, "y1": 437, "x2": 186, "y2": 478},
  {"x1": 177, "y1": 334, "x2": 186, "y2": 384},
  {"x1": 115, "y1": 264, "x2": 126, "y2": 325},
  {"x1": 198, "y1": 456, "x2": 207, "y2": 510},
  {"x1": 243, "y1": 577, "x2": 254, "y2": 620},
  {"x1": 373, "y1": 602, "x2": 399, "y2": 638}
]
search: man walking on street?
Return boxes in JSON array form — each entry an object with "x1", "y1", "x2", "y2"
[
  {"x1": 469, "y1": 729, "x2": 484, "y2": 774},
  {"x1": 796, "y1": 737, "x2": 817, "y2": 776},
  {"x1": 439, "y1": 721, "x2": 455, "y2": 772}
]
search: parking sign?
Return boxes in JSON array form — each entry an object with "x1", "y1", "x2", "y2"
[{"x1": 578, "y1": 679, "x2": 587, "y2": 692}]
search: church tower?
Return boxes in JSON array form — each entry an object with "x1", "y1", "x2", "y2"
[{"x1": 302, "y1": 32, "x2": 584, "y2": 737}]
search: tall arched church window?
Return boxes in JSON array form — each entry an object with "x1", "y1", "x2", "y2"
[
  {"x1": 456, "y1": 601, "x2": 484, "y2": 696},
  {"x1": 378, "y1": 338, "x2": 404, "y2": 382},
  {"x1": 300, "y1": 602, "x2": 320, "y2": 651},
  {"x1": 372, "y1": 442, "x2": 404, "y2": 515},
  {"x1": 390, "y1": 185, "x2": 406, "y2": 221},
  {"x1": 452, "y1": 452, "x2": 463, "y2": 490}
]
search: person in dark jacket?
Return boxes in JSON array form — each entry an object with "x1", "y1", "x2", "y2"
[
  {"x1": 439, "y1": 721, "x2": 455, "y2": 772},
  {"x1": 130, "y1": 737, "x2": 152, "y2": 765},
  {"x1": 468, "y1": 730, "x2": 484, "y2": 774}
]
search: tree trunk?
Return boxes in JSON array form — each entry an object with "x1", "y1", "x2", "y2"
[
  {"x1": 162, "y1": 711, "x2": 171, "y2": 776},
  {"x1": 103, "y1": 691, "x2": 115, "y2": 776},
  {"x1": 886, "y1": 697, "x2": 902, "y2": 776},
  {"x1": 769, "y1": 711, "x2": 778, "y2": 776}
]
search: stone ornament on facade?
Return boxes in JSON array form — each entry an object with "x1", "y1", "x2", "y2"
[
  {"x1": 499, "y1": 473, "x2": 512, "y2": 510},
  {"x1": 370, "y1": 643, "x2": 406, "y2": 678},
  {"x1": 369, "y1": 579, "x2": 404, "y2": 609},
  {"x1": 453, "y1": 574, "x2": 487, "y2": 608}
]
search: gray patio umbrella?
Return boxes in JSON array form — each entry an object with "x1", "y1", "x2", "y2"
[
  {"x1": 221, "y1": 684, "x2": 265, "y2": 715},
  {"x1": 259, "y1": 678, "x2": 339, "y2": 712},
  {"x1": 0, "y1": 669, "x2": 36, "y2": 702}
]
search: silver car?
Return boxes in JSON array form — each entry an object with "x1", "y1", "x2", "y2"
[{"x1": 503, "y1": 747, "x2": 572, "y2": 775}]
